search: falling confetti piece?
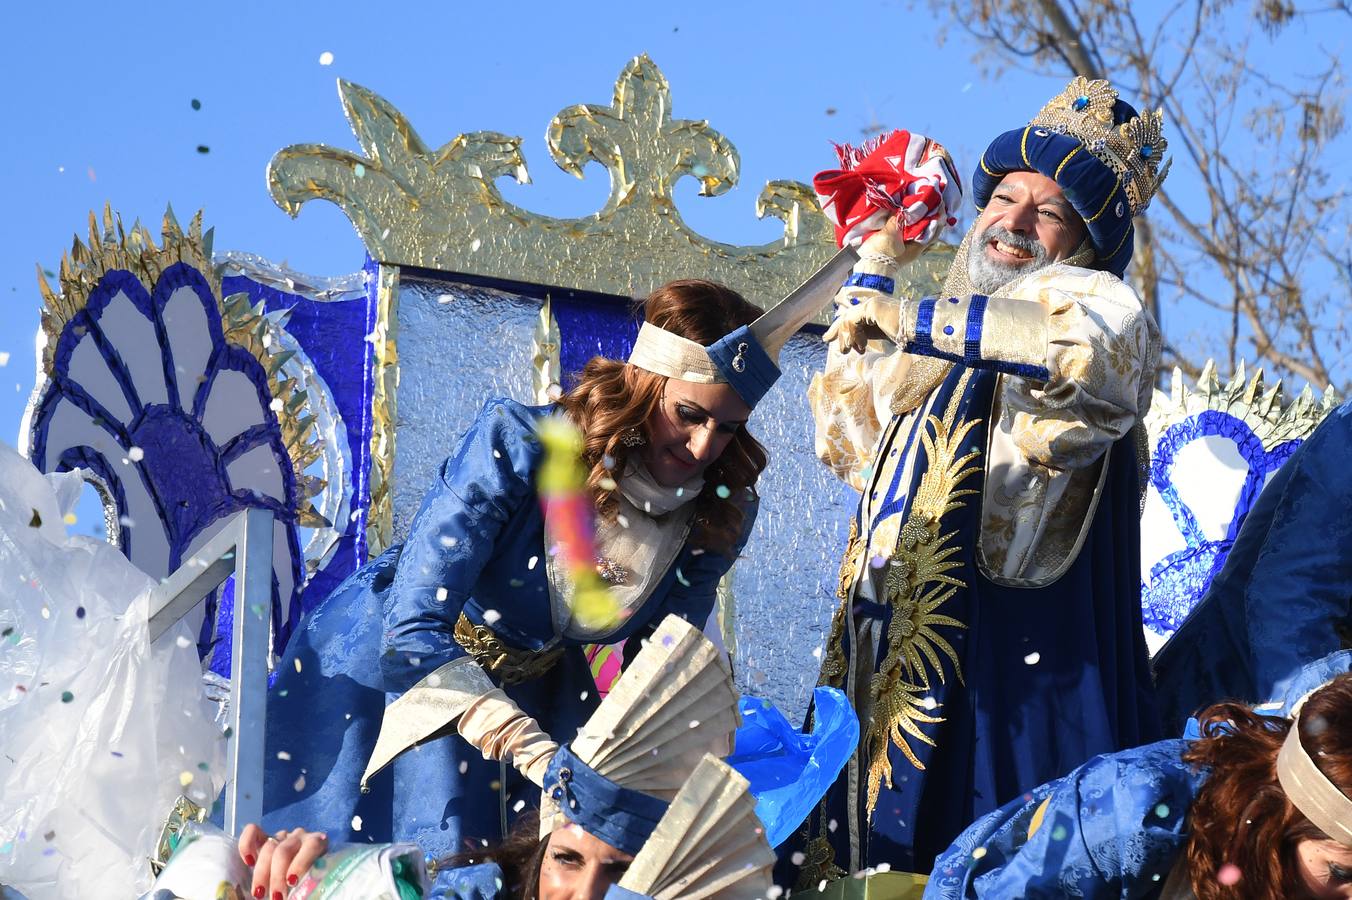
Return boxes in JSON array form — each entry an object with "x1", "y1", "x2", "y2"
[
  {"x1": 1050, "y1": 824, "x2": 1068, "y2": 841},
  {"x1": 28, "y1": 509, "x2": 41, "y2": 528},
  {"x1": 675, "y1": 567, "x2": 690, "y2": 587},
  {"x1": 294, "y1": 657, "x2": 303, "y2": 673},
  {"x1": 869, "y1": 555, "x2": 887, "y2": 569},
  {"x1": 191, "y1": 98, "x2": 201, "y2": 110},
  {"x1": 351, "y1": 815, "x2": 363, "y2": 831},
  {"x1": 277, "y1": 751, "x2": 292, "y2": 761},
  {"x1": 1217, "y1": 863, "x2": 1241, "y2": 885},
  {"x1": 270, "y1": 398, "x2": 283, "y2": 412},
  {"x1": 119, "y1": 515, "x2": 135, "y2": 528},
  {"x1": 128, "y1": 447, "x2": 144, "y2": 462},
  {"x1": 60, "y1": 691, "x2": 74, "y2": 703},
  {"x1": 354, "y1": 163, "x2": 365, "y2": 178},
  {"x1": 459, "y1": 761, "x2": 469, "y2": 774},
  {"x1": 715, "y1": 484, "x2": 731, "y2": 499},
  {"x1": 0, "y1": 352, "x2": 9, "y2": 366},
  {"x1": 63, "y1": 513, "x2": 77, "y2": 525},
  {"x1": 293, "y1": 774, "x2": 306, "y2": 791},
  {"x1": 75, "y1": 606, "x2": 85, "y2": 619},
  {"x1": 790, "y1": 852, "x2": 805, "y2": 866},
  {"x1": 434, "y1": 587, "x2": 448, "y2": 603},
  {"x1": 179, "y1": 771, "x2": 194, "y2": 786},
  {"x1": 87, "y1": 167, "x2": 96, "y2": 182},
  {"x1": 1154, "y1": 803, "x2": 1170, "y2": 818},
  {"x1": 176, "y1": 635, "x2": 193, "y2": 648},
  {"x1": 921, "y1": 696, "x2": 937, "y2": 710},
  {"x1": 971, "y1": 847, "x2": 987, "y2": 860},
  {"x1": 318, "y1": 51, "x2": 334, "y2": 65},
  {"x1": 483, "y1": 609, "x2": 501, "y2": 625},
  {"x1": 196, "y1": 145, "x2": 210, "y2": 154},
  {"x1": 1023, "y1": 652, "x2": 1041, "y2": 665}
]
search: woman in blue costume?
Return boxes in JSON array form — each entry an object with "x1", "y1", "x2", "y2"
[
  {"x1": 924, "y1": 652, "x2": 1352, "y2": 899},
  {"x1": 238, "y1": 616, "x2": 783, "y2": 900},
  {"x1": 260, "y1": 279, "x2": 792, "y2": 868},
  {"x1": 1153, "y1": 399, "x2": 1352, "y2": 734}
]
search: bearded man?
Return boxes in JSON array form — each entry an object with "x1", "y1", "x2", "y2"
[{"x1": 787, "y1": 78, "x2": 1169, "y2": 883}]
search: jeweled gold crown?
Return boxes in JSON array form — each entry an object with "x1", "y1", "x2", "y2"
[{"x1": 1031, "y1": 76, "x2": 1170, "y2": 215}]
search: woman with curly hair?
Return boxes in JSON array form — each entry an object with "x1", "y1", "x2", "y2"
[
  {"x1": 257, "y1": 278, "x2": 791, "y2": 888},
  {"x1": 923, "y1": 653, "x2": 1352, "y2": 898}
]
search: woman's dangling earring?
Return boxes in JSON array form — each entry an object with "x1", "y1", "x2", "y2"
[{"x1": 620, "y1": 428, "x2": 646, "y2": 447}]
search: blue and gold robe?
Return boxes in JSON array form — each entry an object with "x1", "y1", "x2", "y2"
[{"x1": 787, "y1": 265, "x2": 1162, "y2": 881}]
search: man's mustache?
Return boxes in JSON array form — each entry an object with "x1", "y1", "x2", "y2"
[{"x1": 978, "y1": 225, "x2": 1047, "y2": 261}]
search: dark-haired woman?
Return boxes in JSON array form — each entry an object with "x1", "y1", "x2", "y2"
[
  {"x1": 923, "y1": 652, "x2": 1352, "y2": 899},
  {"x1": 260, "y1": 280, "x2": 775, "y2": 879}
]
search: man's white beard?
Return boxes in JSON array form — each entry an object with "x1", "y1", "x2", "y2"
[{"x1": 966, "y1": 225, "x2": 1051, "y2": 294}]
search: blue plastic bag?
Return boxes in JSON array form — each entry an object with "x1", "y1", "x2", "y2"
[{"x1": 726, "y1": 686, "x2": 859, "y2": 848}]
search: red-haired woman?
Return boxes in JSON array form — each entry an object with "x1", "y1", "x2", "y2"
[
  {"x1": 258, "y1": 279, "x2": 777, "y2": 887},
  {"x1": 924, "y1": 653, "x2": 1352, "y2": 898}
]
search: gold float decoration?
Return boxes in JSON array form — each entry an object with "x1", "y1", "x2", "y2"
[
  {"x1": 267, "y1": 53, "x2": 953, "y2": 310},
  {"x1": 1144, "y1": 358, "x2": 1341, "y2": 453},
  {"x1": 35, "y1": 206, "x2": 328, "y2": 528}
]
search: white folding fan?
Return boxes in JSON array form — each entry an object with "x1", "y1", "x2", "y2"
[{"x1": 616, "y1": 753, "x2": 776, "y2": 900}]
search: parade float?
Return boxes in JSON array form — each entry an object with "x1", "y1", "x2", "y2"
[{"x1": 4, "y1": 54, "x2": 1339, "y2": 899}]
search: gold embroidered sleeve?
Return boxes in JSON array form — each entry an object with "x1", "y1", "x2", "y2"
[
  {"x1": 999, "y1": 266, "x2": 1161, "y2": 470},
  {"x1": 808, "y1": 340, "x2": 915, "y2": 490}
]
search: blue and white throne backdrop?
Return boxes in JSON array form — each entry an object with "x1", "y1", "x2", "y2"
[
  {"x1": 1139, "y1": 361, "x2": 1339, "y2": 655},
  {"x1": 21, "y1": 210, "x2": 374, "y2": 678}
]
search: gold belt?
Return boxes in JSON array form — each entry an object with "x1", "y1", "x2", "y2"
[{"x1": 453, "y1": 613, "x2": 565, "y2": 685}]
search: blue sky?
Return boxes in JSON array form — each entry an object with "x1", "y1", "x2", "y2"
[{"x1": 2, "y1": 1, "x2": 1345, "y2": 535}]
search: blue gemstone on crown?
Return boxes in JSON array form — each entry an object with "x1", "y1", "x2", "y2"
[
  {"x1": 1140, "y1": 145, "x2": 1154, "y2": 159},
  {"x1": 1073, "y1": 95, "x2": 1090, "y2": 111}
]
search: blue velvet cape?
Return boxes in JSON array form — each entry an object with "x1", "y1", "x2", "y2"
[
  {"x1": 259, "y1": 399, "x2": 753, "y2": 868},
  {"x1": 923, "y1": 739, "x2": 1206, "y2": 898},
  {"x1": 1153, "y1": 400, "x2": 1352, "y2": 733},
  {"x1": 781, "y1": 366, "x2": 1159, "y2": 882}
]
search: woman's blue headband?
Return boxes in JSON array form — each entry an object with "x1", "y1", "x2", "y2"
[{"x1": 545, "y1": 745, "x2": 670, "y2": 856}]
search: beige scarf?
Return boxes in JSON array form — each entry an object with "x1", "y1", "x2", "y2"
[{"x1": 546, "y1": 462, "x2": 703, "y2": 641}]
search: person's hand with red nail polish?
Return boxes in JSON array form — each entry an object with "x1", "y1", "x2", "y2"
[{"x1": 237, "y1": 823, "x2": 329, "y2": 899}]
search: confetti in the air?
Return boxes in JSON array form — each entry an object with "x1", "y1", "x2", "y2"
[
  {"x1": 1217, "y1": 864, "x2": 1241, "y2": 886},
  {"x1": 127, "y1": 446, "x2": 144, "y2": 462},
  {"x1": 1023, "y1": 652, "x2": 1041, "y2": 665},
  {"x1": 60, "y1": 691, "x2": 74, "y2": 703},
  {"x1": 191, "y1": 98, "x2": 201, "y2": 110},
  {"x1": 351, "y1": 815, "x2": 363, "y2": 831},
  {"x1": 715, "y1": 484, "x2": 731, "y2": 499},
  {"x1": 318, "y1": 51, "x2": 334, "y2": 66}
]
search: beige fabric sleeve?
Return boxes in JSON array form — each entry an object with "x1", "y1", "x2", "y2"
[
  {"x1": 457, "y1": 687, "x2": 559, "y2": 787},
  {"x1": 999, "y1": 266, "x2": 1160, "y2": 470}
]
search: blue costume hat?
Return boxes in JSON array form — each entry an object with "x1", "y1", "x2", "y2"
[
  {"x1": 972, "y1": 76, "x2": 1170, "y2": 278},
  {"x1": 628, "y1": 249, "x2": 857, "y2": 407},
  {"x1": 544, "y1": 745, "x2": 670, "y2": 856}
]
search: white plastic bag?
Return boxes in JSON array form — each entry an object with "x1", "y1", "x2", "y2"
[{"x1": 0, "y1": 442, "x2": 226, "y2": 898}]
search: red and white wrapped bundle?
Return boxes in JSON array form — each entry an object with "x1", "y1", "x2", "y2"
[{"x1": 813, "y1": 130, "x2": 963, "y2": 249}]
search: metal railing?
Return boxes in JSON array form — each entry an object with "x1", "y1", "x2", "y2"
[{"x1": 146, "y1": 507, "x2": 273, "y2": 836}]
